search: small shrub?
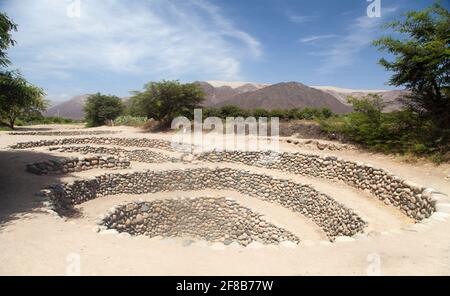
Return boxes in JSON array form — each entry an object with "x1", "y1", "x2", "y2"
[
  {"x1": 15, "y1": 115, "x2": 78, "y2": 125},
  {"x1": 0, "y1": 125, "x2": 12, "y2": 131},
  {"x1": 252, "y1": 108, "x2": 269, "y2": 118},
  {"x1": 412, "y1": 143, "x2": 428, "y2": 154},
  {"x1": 269, "y1": 109, "x2": 289, "y2": 120},
  {"x1": 319, "y1": 94, "x2": 449, "y2": 163},
  {"x1": 114, "y1": 115, "x2": 147, "y2": 127},
  {"x1": 429, "y1": 152, "x2": 445, "y2": 164},
  {"x1": 220, "y1": 105, "x2": 249, "y2": 118},
  {"x1": 142, "y1": 119, "x2": 162, "y2": 132},
  {"x1": 203, "y1": 108, "x2": 223, "y2": 118}
]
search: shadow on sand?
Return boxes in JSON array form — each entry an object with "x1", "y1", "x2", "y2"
[{"x1": 0, "y1": 149, "x2": 73, "y2": 229}]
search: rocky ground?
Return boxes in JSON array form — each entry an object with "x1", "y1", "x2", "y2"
[
  {"x1": 0, "y1": 124, "x2": 449, "y2": 275},
  {"x1": 48, "y1": 145, "x2": 179, "y2": 163},
  {"x1": 26, "y1": 155, "x2": 130, "y2": 175},
  {"x1": 101, "y1": 197, "x2": 299, "y2": 246}
]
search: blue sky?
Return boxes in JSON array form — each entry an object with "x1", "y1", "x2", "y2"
[{"x1": 1, "y1": 0, "x2": 447, "y2": 101}]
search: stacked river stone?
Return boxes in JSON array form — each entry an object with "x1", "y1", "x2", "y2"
[
  {"x1": 9, "y1": 130, "x2": 120, "y2": 136},
  {"x1": 10, "y1": 137, "x2": 174, "y2": 150},
  {"x1": 48, "y1": 146, "x2": 179, "y2": 163},
  {"x1": 196, "y1": 151, "x2": 435, "y2": 221},
  {"x1": 40, "y1": 167, "x2": 366, "y2": 240},
  {"x1": 27, "y1": 156, "x2": 130, "y2": 175},
  {"x1": 102, "y1": 197, "x2": 300, "y2": 246}
]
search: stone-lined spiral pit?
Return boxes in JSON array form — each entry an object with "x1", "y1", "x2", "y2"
[
  {"x1": 40, "y1": 167, "x2": 366, "y2": 240},
  {"x1": 48, "y1": 146, "x2": 179, "y2": 163},
  {"x1": 197, "y1": 151, "x2": 435, "y2": 221},
  {"x1": 26, "y1": 156, "x2": 130, "y2": 175},
  {"x1": 284, "y1": 139, "x2": 356, "y2": 151},
  {"x1": 101, "y1": 198, "x2": 300, "y2": 246},
  {"x1": 15, "y1": 138, "x2": 435, "y2": 221},
  {"x1": 10, "y1": 137, "x2": 175, "y2": 150},
  {"x1": 26, "y1": 136, "x2": 440, "y2": 242}
]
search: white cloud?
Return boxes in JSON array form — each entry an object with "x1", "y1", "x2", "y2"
[
  {"x1": 287, "y1": 12, "x2": 318, "y2": 24},
  {"x1": 299, "y1": 34, "x2": 339, "y2": 43},
  {"x1": 313, "y1": 7, "x2": 398, "y2": 74},
  {"x1": 190, "y1": 0, "x2": 262, "y2": 58},
  {"x1": 4, "y1": 0, "x2": 261, "y2": 81}
]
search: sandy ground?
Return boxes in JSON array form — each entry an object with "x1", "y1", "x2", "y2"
[{"x1": 0, "y1": 124, "x2": 449, "y2": 275}]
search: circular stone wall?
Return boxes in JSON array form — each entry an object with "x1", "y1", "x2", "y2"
[
  {"x1": 14, "y1": 138, "x2": 436, "y2": 221},
  {"x1": 9, "y1": 130, "x2": 120, "y2": 136},
  {"x1": 26, "y1": 156, "x2": 130, "y2": 175},
  {"x1": 48, "y1": 146, "x2": 179, "y2": 163},
  {"x1": 197, "y1": 151, "x2": 435, "y2": 220},
  {"x1": 40, "y1": 167, "x2": 366, "y2": 240},
  {"x1": 10, "y1": 137, "x2": 174, "y2": 150},
  {"x1": 101, "y1": 197, "x2": 300, "y2": 246}
]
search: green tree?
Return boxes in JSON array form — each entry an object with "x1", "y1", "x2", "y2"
[
  {"x1": 373, "y1": 2, "x2": 450, "y2": 131},
  {"x1": 0, "y1": 13, "x2": 17, "y2": 67},
  {"x1": 0, "y1": 71, "x2": 46, "y2": 129},
  {"x1": 300, "y1": 107, "x2": 316, "y2": 120},
  {"x1": 347, "y1": 94, "x2": 386, "y2": 127},
  {"x1": 84, "y1": 93, "x2": 124, "y2": 127},
  {"x1": 319, "y1": 107, "x2": 333, "y2": 119},
  {"x1": 252, "y1": 108, "x2": 269, "y2": 118},
  {"x1": 323, "y1": 94, "x2": 389, "y2": 148},
  {"x1": 219, "y1": 105, "x2": 248, "y2": 118},
  {"x1": 269, "y1": 109, "x2": 289, "y2": 120},
  {"x1": 202, "y1": 107, "x2": 223, "y2": 118},
  {"x1": 129, "y1": 80, "x2": 204, "y2": 125}
]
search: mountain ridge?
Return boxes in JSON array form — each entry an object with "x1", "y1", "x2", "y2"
[
  {"x1": 44, "y1": 81, "x2": 406, "y2": 119},
  {"x1": 210, "y1": 81, "x2": 352, "y2": 113}
]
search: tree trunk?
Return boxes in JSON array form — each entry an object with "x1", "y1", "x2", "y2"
[{"x1": 8, "y1": 116, "x2": 15, "y2": 129}]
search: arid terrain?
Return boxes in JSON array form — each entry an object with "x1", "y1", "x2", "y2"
[
  {"x1": 43, "y1": 82, "x2": 406, "y2": 120},
  {"x1": 0, "y1": 124, "x2": 449, "y2": 275}
]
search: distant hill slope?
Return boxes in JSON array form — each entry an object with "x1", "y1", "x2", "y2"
[
  {"x1": 213, "y1": 82, "x2": 352, "y2": 113},
  {"x1": 205, "y1": 80, "x2": 269, "y2": 89},
  {"x1": 194, "y1": 81, "x2": 266, "y2": 106},
  {"x1": 44, "y1": 95, "x2": 133, "y2": 120},
  {"x1": 44, "y1": 94, "x2": 91, "y2": 120},
  {"x1": 43, "y1": 82, "x2": 405, "y2": 120},
  {"x1": 193, "y1": 81, "x2": 239, "y2": 106},
  {"x1": 311, "y1": 86, "x2": 406, "y2": 112},
  {"x1": 196, "y1": 81, "x2": 405, "y2": 112}
]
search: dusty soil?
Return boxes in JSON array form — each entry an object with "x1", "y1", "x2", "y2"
[{"x1": 0, "y1": 124, "x2": 449, "y2": 275}]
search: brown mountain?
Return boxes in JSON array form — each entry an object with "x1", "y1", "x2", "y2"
[
  {"x1": 214, "y1": 82, "x2": 352, "y2": 113},
  {"x1": 44, "y1": 82, "x2": 404, "y2": 120},
  {"x1": 311, "y1": 86, "x2": 407, "y2": 112},
  {"x1": 44, "y1": 94, "x2": 91, "y2": 120},
  {"x1": 193, "y1": 81, "x2": 239, "y2": 106},
  {"x1": 234, "y1": 83, "x2": 263, "y2": 93},
  {"x1": 44, "y1": 95, "x2": 133, "y2": 120},
  {"x1": 193, "y1": 81, "x2": 266, "y2": 106}
]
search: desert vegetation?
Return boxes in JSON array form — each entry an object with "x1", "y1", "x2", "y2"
[
  {"x1": 128, "y1": 80, "x2": 205, "y2": 127},
  {"x1": 1, "y1": 2, "x2": 449, "y2": 163},
  {"x1": 84, "y1": 93, "x2": 124, "y2": 127},
  {"x1": 321, "y1": 3, "x2": 449, "y2": 162},
  {"x1": 0, "y1": 13, "x2": 47, "y2": 129}
]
